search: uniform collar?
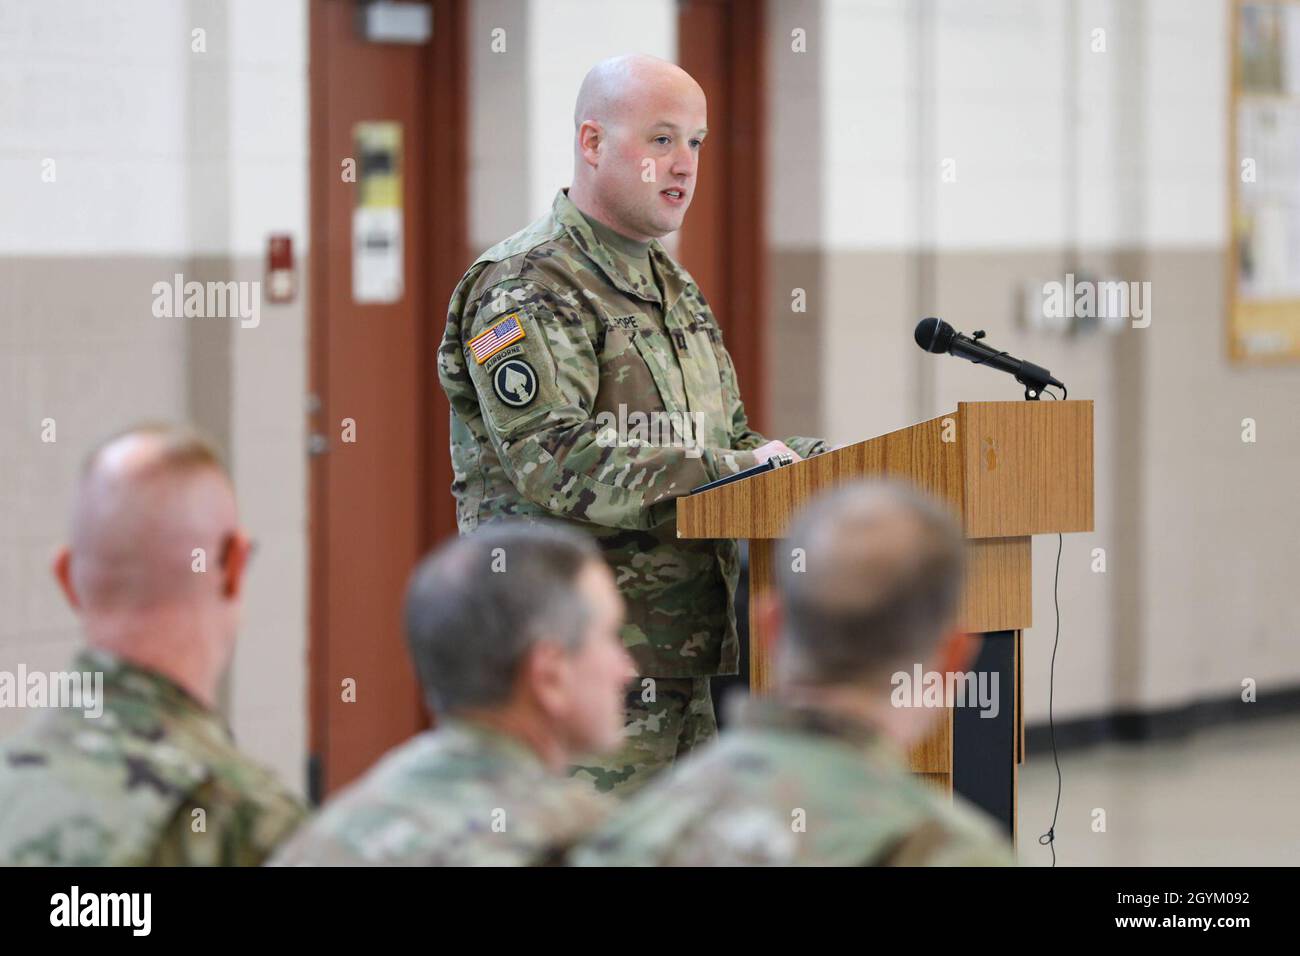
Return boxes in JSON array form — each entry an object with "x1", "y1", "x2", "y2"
[
  {"x1": 71, "y1": 646, "x2": 233, "y2": 741},
  {"x1": 434, "y1": 717, "x2": 549, "y2": 772},
  {"x1": 577, "y1": 207, "x2": 652, "y2": 260},
  {"x1": 553, "y1": 189, "x2": 691, "y2": 312}
]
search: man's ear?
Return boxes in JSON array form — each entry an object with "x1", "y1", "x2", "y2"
[
  {"x1": 756, "y1": 594, "x2": 783, "y2": 661},
  {"x1": 52, "y1": 546, "x2": 80, "y2": 611},
  {"x1": 519, "y1": 640, "x2": 568, "y2": 716},
  {"x1": 578, "y1": 120, "x2": 603, "y2": 165},
  {"x1": 220, "y1": 531, "x2": 253, "y2": 601},
  {"x1": 933, "y1": 627, "x2": 978, "y2": 677}
]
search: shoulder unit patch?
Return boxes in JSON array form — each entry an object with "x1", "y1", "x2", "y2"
[{"x1": 492, "y1": 359, "x2": 538, "y2": 408}]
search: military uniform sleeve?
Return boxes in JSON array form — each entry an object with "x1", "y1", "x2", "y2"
[
  {"x1": 452, "y1": 279, "x2": 754, "y2": 530},
  {"x1": 712, "y1": 328, "x2": 829, "y2": 460}
]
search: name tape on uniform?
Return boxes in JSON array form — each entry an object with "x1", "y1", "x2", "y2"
[{"x1": 467, "y1": 314, "x2": 527, "y2": 364}]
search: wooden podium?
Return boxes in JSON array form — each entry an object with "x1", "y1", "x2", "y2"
[{"x1": 677, "y1": 400, "x2": 1093, "y2": 839}]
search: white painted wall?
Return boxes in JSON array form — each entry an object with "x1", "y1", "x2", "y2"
[
  {"x1": 777, "y1": 0, "x2": 1300, "y2": 724},
  {"x1": 0, "y1": 0, "x2": 309, "y2": 793}
]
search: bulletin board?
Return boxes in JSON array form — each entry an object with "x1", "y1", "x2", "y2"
[{"x1": 1230, "y1": 0, "x2": 1300, "y2": 361}]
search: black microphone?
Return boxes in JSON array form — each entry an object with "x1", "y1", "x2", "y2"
[{"x1": 913, "y1": 317, "x2": 1066, "y2": 400}]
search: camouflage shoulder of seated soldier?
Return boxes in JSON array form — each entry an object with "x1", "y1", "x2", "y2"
[{"x1": 270, "y1": 725, "x2": 612, "y2": 866}]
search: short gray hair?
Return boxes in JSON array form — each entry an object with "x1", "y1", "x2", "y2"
[
  {"x1": 404, "y1": 521, "x2": 602, "y2": 715},
  {"x1": 776, "y1": 481, "x2": 965, "y2": 685}
]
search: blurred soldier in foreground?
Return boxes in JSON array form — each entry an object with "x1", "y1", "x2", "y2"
[
  {"x1": 271, "y1": 523, "x2": 634, "y2": 866},
  {"x1": 438, "y1": 54, "x2": 826, "y2": 796},
  {"x1": 0, "y1": 425, "x2": 305, "y2": 865},
  {"x1": 571, "y1": 482, "x2": 1014, "y2": 866}
]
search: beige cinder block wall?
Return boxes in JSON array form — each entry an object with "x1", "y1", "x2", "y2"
[
  {"x1": 0, "y1": 0, "x2": 309, "y2": 795},
  {"x1": 768, "y1": 0, "x2": 1300, "y2": 723}
]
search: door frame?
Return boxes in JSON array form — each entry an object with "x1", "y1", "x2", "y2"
[
  {"x1": 677, "y1": 0, "x2": 770, "y2": 432},
  {"x1": 307, "y1": 0, "x2": 467, "y2": 801}
]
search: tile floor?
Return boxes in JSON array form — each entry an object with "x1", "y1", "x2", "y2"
[{"x1": 1016, "y1": 715, "x2": 1300, "y2": 866}]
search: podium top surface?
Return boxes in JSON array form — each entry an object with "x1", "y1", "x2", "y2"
[{"x1": 676, "y1": 399, "x2": 1094, "y2": 540}]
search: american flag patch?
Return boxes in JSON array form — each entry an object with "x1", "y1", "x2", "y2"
[{"x1": 467, "y1": 314, "x2": 527, "y2": 364}]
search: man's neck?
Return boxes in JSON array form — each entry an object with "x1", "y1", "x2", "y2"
[
  {"x1": 777, "y1": 682, "x2": 913, "y2": 747},
  {"x1": 458, "y1": 706, "x2": 569, "y2": 772},
  {"x1": 83, "y1": 606, "x2": 226, "y2": 709},
  {"x1": 566, "y1": 185, "x2": 653, "y2": 248}
]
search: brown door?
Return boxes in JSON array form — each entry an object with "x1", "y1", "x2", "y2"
[{"x1": 308, "y1": 0, "x2": 466, "y2": 799}]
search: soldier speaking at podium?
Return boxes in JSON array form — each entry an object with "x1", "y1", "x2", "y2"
[{"x1": 438, "y1": 54, "x2": 826, "y2": 795}]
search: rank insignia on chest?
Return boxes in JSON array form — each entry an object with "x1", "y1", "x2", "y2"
[
  {"x1": 492, "y1": 358, "x2": 538, "y2": 408},
  {"x1": 468, "y1": 314, "x2": 527, "y2": 364}
]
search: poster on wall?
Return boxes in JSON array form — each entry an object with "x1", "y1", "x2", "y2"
[
  {"x1": 352, "y1": 122, "x2": 404, "y2": 305},
  {"x1": 1231, "y1": 1, "x2": 1300, "y2": 360}
]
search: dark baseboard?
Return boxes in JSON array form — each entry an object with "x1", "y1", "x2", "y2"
[{"x1": 1025, "y1": 685, "x2": 1300, "y2": 756}]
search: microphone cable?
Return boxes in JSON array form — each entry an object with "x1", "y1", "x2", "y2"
[{"x1": 1037, "y1": 388, "x2": 1064, "y2": 866}]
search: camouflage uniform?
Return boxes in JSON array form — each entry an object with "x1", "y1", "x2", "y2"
[
  {"x1": 572, "y1": 676, "x2": 717, "y2": 797},
  {"x1": 569, "y1": 696, "x2": 1015, "y2": 866},
  {"x1": 438, "y1": 189, "x2": 825, "y2": 792},
  {"x1": 0, "y1": 649, "x2": 304, "y2": 866},
  {"x1": 269, "y1": 720, "x2": 610, "y2": 866}
]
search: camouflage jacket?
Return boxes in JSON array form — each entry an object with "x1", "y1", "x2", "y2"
[
  {"x1": 269, "y1": 720, "x2": 611, "y2": 866},
  {"x1": 569, "y1": 697, "x2": 1015, "y2": 866},
  {"x1": 0, "y1": 649, "x2": 304, "y2": 866},
  {"x1": 438, "y1": 189, "x2": 826, "y2": 677}
]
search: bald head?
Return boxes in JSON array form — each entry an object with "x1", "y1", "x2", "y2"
[
  {"x1": 67, "y1": 425, "x2": 238, "y2": 613},
  {"x1": 569, "y1": 55, "x2": 708, "y2": 241},
  {"x1": 573, "y1": 54, "x2": 703, "y2": 132},
  {"x1": 776, "y1": 482, "x2": 966, "y2": 686}
]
